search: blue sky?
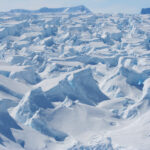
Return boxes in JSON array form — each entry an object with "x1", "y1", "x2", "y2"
[{"x1": 0, "y1": 0, "x2": 150, "y2": 13}]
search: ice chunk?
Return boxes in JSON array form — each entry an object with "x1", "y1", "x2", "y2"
[
  {"x1": 13, "y1": 87, "x2": 53, "y2": 123},
  {"x1": 45, "y1": 68, "x2": 109, "y2": 105}
]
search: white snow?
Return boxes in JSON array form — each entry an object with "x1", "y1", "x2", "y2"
[{"x1": 0, "y1": 7, "x2": 150, "y2": 150}]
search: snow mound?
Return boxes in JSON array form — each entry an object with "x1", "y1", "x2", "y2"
[
  {"x1": 10, "y1": 68, "x2": 41, "y2": 85},
  {"x1": 68, "y1": 137, "x2": 129, "y2": 150},
  {"x1": 68, "y1": 137, "x2": 114, "y2": 150}
]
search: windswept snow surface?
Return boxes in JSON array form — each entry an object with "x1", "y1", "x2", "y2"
[{"x1": 0, "y1": 7, "x2": 150, "y2": 150}]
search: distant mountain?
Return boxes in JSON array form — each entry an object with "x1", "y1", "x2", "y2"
[
  {"x1": 141, "y1": 8, "x2": 150, "y2": 14},
  {"x1": 9, "y1": 9, "x2": 31, "y2": 13},
  {"x1": 10, "y1": 5, "x2": 92, "y2": 14}
]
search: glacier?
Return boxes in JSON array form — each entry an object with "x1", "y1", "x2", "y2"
[{"x1": 0, "y1": 5, "x2": 150, "y2": 150}]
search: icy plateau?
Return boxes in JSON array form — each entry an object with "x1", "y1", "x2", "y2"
[{"x1": 0, "y1": 6, "x2": 150, "y2": 150}]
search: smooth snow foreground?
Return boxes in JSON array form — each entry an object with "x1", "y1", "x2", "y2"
[{"x1": 0, "y1": 6, "x2": 150, "y2": 150}]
